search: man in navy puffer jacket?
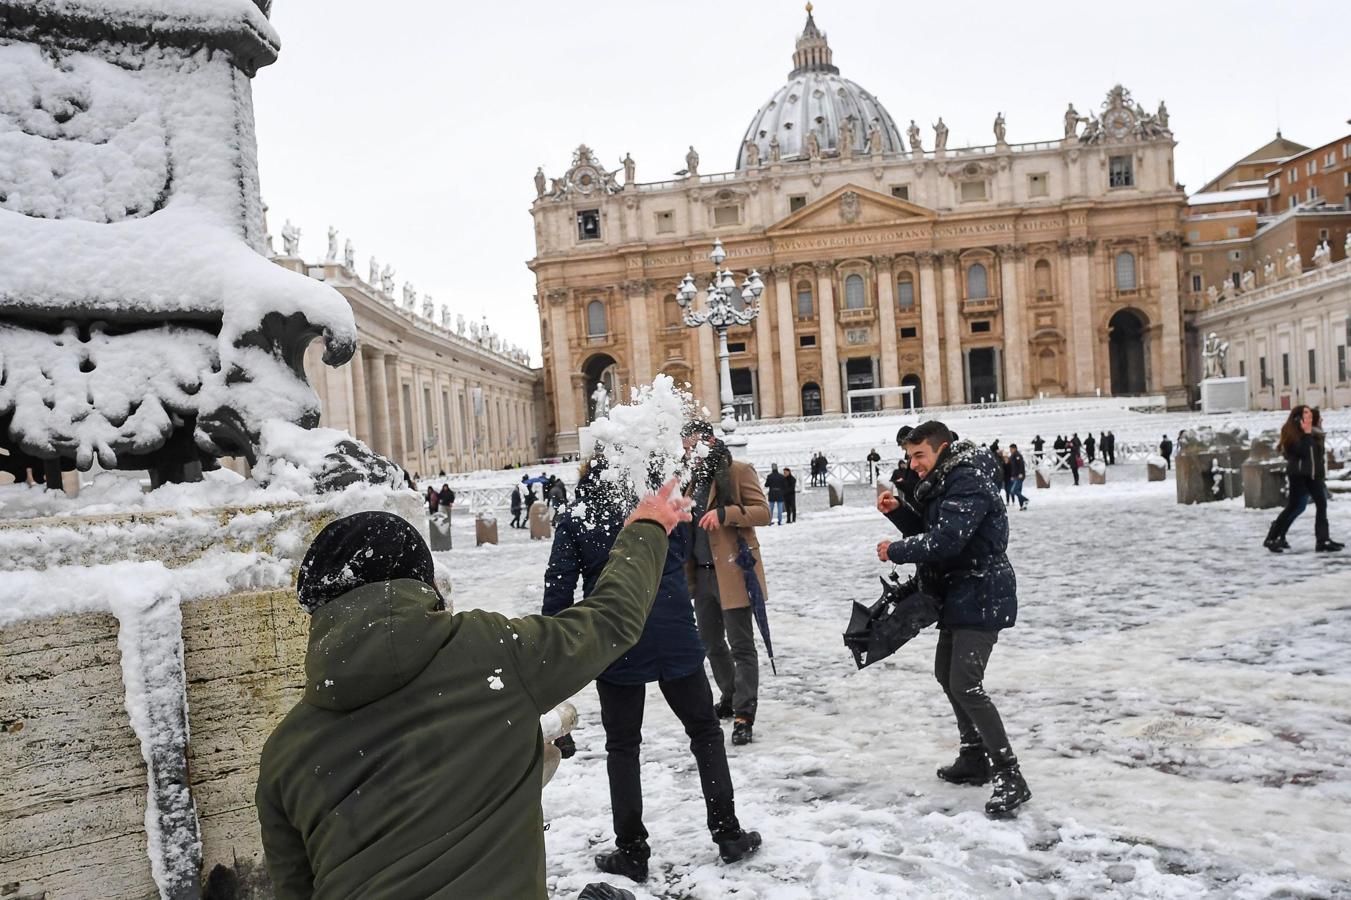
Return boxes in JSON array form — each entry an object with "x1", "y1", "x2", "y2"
[
  {"x1": 876, "y1": 420, "x2": 1030, "y2": 818},
  {"x1": 543, "y1": 459, "x2": 761, "y2": 882}
]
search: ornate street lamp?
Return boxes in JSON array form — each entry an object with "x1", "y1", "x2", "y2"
[{"x1": 676, "y1": 239, "x2": 764, "y2": 443}]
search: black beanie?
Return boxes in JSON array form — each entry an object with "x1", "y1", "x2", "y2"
[{"x1": 297, "y1": 511, "x2": 440, "y2": 613}]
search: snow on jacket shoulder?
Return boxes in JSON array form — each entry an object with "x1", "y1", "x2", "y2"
[{"x1": 885, "y1": 441, "x2": 1017, "y2": 630}]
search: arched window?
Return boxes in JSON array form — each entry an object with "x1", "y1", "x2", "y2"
[
  {"x1": 1034, "y1": 259, "x2": 1052, "y2": 296},
  {"x1": 586, "y1": 299, "x2": 607, "y2": 337},
  {"x1": 897, "y1": 273, "x2": 916, "y2": 311},
  {"x1": 844, "y1": 273, "x2": 866, "y2": 310},
  {"x1": 796, "y1": 280, "x2": 814, "y2": 317},
  {"x1": 801, "y1": 382, "x2": 822, "y2": 417},
  {"x1": 901, "y1": 373, "x2": 922, "y2": 410},
  {"x1": 1115, "y1": 251, "x2": 1137, "y2": 291},
  {"x1": 967, "y1": 263, "x2": 988, "y2": 299}
]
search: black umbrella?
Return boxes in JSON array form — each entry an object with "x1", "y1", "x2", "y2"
[
  {"x1": 734, "y1": 536, "x2": 777, "y2": 675},
  {"x1": 843, "y1": 573, "x2": 940, "y2": 669}
]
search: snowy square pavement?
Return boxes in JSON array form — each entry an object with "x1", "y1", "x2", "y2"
[{"x1": 439, "y1": 464, "x2": 1351, "y2": 899}]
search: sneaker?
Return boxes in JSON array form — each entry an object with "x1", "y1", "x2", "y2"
[
  {"x1": 713, "y1": 698, "x2": 734, "y2": 719},
  {"x1": 937, "y1": 744, "x2": 991, "y2": 786},
  {"x1": 1317, "y1": 539, "x2": 1344, "y2": 552},
  {"x1": 715, "y1": 829, "x2": 762, "y2": 863},
  {"x1": 731, "y1": 718, "x2": 753, "y2": 746},
  {"x1": 984, "y1": 760, "x2": 1032, "y2": 818},
  {"x1": 594, "y1": 844, "x2": 649, "y2": 883}
]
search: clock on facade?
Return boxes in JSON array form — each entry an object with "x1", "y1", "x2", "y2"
[{"x1": 1104, "y1": 109, "x2": 1134, "y2": 140}]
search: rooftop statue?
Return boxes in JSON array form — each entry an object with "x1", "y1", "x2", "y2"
[
  {"x1": 282, "y1": 219, "x2": 301, "y2": 256},
  {"x1": 993, "y1": 111, "x2": 1006, "y2": 144},
  {"x1": 326, "y1": 226, "x2": 339, "y2": 262},
  {"x1": 932, "y1": 117, "x2": 948, "y2": 153},
  {"x1": 343, "y1": 239, "x2": 355, "y2": 271},
  {"x1": 907, "y1": 120, "x2": 922, "y2": 154}
]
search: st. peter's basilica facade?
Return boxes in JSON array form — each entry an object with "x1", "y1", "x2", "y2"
[{"x1": 529, "y1": 7, "x2": 1187, "y2": 454}]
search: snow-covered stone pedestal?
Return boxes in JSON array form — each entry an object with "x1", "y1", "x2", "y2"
[
  {"x1": 1241, "y1": 430, "x2": 1287, "y2": 509},
  {"x1": 476, "y1": 511, "x2": 499, "y2": 545},
  {"x1": 528, "y1": 501, "x2": 552, "y2": 541},
  {"x1": 1088, "y1": 460, "x2": 1107, "y2": 485},
  {"x1": 1176, "y1": 427, "x2": 1248, "y2": 504},
  {"x1": 1200, "y1": 376, "x2": 1248, "y2": 415},
  {"x1": 430, "y1": 510, "x2": 453, "y2": 550},
  {"x1": 827, "y1": 476, "x2": 845, "y2": 507},
  {"x1": 1147, "y1": 456, "x2": 1168, "y2": 482}
]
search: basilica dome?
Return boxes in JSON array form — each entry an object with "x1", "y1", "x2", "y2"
[{"x1": 736, "y1": 5, "x2": 904, "y2": 169}]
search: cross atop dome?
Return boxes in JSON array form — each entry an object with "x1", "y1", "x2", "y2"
[{"x1": 791, "y1": 2, "x2": 838, "y2": 77}]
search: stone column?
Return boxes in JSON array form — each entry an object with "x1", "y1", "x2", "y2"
[
  {"x1": 815, "y1": 261, "x2": 843, "y2": 413},
  {"x1": 368, "y1": 348, "x2": 392, "y2": 458},
  {"x1": 1156, "y1": 232, "x2": 1185, "y2": 403},
  {"x1": 625, "y1": 279, "x2": 653, "y2": 387},
  {"x1": 873, "y1": 254, "x2": 901, "y2": 408},
  {"x1": 939, "y1": 251, "x2": 965, "y2": 403},
  {"x1": 917, "y1": 251, "x2": 943, "y2": 406},
  {"x1": 1065, "y1": 238, "x2": 1097, "y2": 394},
  {"x1": 349, "y1": 346, "x2": 371, "y2": 446},
  {"x1": 546, "y1": 290, "x2": 579, "y2": 450},
  {"x1": 998, "y1": 245, "x2": 1028, "y2": 400},
  {"x1": 772, "y1": 265, "x2": 801, "y2": 416},
  {"x1": 696, "y1": 304, "x2": 719, "y2": 417},
  {"x1": 754, "y1": 275, "x2": 779, "y2": 419}
]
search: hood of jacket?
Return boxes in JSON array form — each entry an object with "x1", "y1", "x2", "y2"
[
  {"x1": 914, "y1": 439, "x2": 996, "y2": 503},
  {"x1": 302, "y1": 578, "x2": 454, "y2": 711}
]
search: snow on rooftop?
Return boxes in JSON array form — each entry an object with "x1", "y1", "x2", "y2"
[{"x1": 1188, "y1": 186, "x2": 1270, "y2": 206}]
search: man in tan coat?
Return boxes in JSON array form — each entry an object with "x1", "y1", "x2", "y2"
[{"x1": 682, "y1": 420, "x2": 771, "y2": 746}]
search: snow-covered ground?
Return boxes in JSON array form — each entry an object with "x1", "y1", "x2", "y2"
[{"x1": 437, "y1": 462, "x2": 1351, "y2": 899}]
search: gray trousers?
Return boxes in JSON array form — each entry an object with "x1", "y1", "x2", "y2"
[{"x1": 691, "y1": 566, "x2": 759, "y2": 723}]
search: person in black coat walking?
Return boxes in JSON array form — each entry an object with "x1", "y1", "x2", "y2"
[
  {"x1": 510, "y1": 485, "x2": 524, "y2": 528},
  {"x1": 543, "y1": 460, "x2": 761, "y2": 881},
  {"x1": 764, "y1": 464, "x2": 787, "y2": 525},
  {"x1": 866, "y1": 448, "x2": 882, "y2": 484},
  {"x1": 875, "y1": 422, "x2": 1029, "y2": 817},
  {"x1": 1264, "y1": 406, "x2": 1343, "y2": 553},
  {"x1": 1084, "y1": 433, "x2": 1096, "y2": 463},
  {"x1": 1159, "y1": 435, "x2": 1173, "y2": 469},
  {"x1": 1007, "y1": 444, "x2": 1028, "y2": 510},
  {"x1": 437, "y1": 483, "x2": 456, "y2": 510},
  {"x1": 1031, "y1": 435, "x2": 1045, "y2": 464},
  {"x1": 782, "y1": 467, "x2": 798, "y2": 524}
]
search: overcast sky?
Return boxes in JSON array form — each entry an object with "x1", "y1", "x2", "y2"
[{"x1": 252, "y1": 0, "x2": 1350, "y2": 365}]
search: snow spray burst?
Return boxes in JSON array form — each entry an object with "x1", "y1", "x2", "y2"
[{"x1": 580, "y1": 375, "x2": 696, "y2": 508}]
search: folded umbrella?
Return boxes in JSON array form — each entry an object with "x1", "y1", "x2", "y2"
[
  {"x1": 843, "y1": 573, "x2": 940, "y2": 669},
  {"x1": 734, "y1": 536, "x2": 777, "y2": 675}
]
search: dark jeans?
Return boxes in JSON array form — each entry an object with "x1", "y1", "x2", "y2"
[
  {"x1": 1069, "y1": 463, "x2": 1080, "y2": 485},
  {"x1": 595, "y1": 670, "x2": 740, "y2": 848},
  {"x1": 785, "y1": 498, "x2": 797, "y2": 523},
  {"x1": 510, "y1": 509, "x2": 523, "y2": 528},
  {"x1": 1270, "y1": 480, "x2": 1329, "y2": 543},
  {"x1": 934, "y1": 628, "x2": 1010, "y2": 756},
  {"x1": 692, "y1": 566, "x2": 759, "y2": 722},
  {"x1": 1008, "y1": 478, "x2": 1027, "y2": 507}
]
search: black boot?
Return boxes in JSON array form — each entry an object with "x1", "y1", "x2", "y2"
[
  {"x1": 713, "y1": 698, "x2": 734, "y2": 719},
  {"x1": 731, "y1": 717, "x2": 753, "y2": 746},
  {"x1": 1278, "y1": 537, "x2": 1292, "y2": 550},
  {"x1": 937, "y1": 743, "x2": 991, "y2": 786},
  {"x1": 1317, "y1": 539, "x2": 1344, "y2": 552},
  {"x1": 1264, "y1": 537, "x2": 1285, "y2": 553},
  {"x1": 594, "y1": 841, "x2": 649, "y2": 883},
  {"x1": 985, "y1": 755, "x2": 1031, "y2": 818},
  {"x1": 578, "y1": 884, "x2": 636, "y2": 900},
  {"x1": 715, "y1": 829, "x2": 762, "y2": 863}
]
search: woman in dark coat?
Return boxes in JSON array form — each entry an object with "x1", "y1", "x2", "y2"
[
  {"x1": 542, "y1": 460, "x2": 759, "y2": 881},
  {"x1": 1265, "y1": 406, "x2": 1342, "y2": 553},
  {"x1": 437, "y1": 483, "x2": 455, "y2": 509},
  {"x1": 782, "y1": 467, "x2": 798, "y2": 524}
]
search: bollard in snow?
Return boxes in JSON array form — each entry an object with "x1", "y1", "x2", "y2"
[
  {"x1": 475, "y1": 511, "x2": 499, "y2": 546},
  {"x1": 1241, "y1": 431, "x2": 1287, "y2": 509},
  {"x1": 1175, "y1": 427, "x2": 1248, "y2": 504},
  {"x1": 528, "y1": 502, "x2": 552, "y2": 541},
  {"x1": 1146, "y1": 456, "x2": 1168, "y2": 482},
  {"x1": 429, "y1": 510, "x2": 453, "y2": 551},
  {"x1": 1088, "y1": 460, "x2": 1107, "y2": 485},
  {"x1": 827, "y1": 476, "x2": 846, "y2": 508}
]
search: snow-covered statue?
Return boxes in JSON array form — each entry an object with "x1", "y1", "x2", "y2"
[
  {"x1": 0, "y1": 4, "x2": 365, "y2": 496},
  {"x1": 621, "y1": 152, "x2": 636, "y2": 184},
  {"x1": 867, "y1": 119, "x2": 884, "y2": 154},
  {"x1": 1156, "y1": 100, "x2": 1169, "y2": 131},
  {"x1": 838, "y1": 115, "x2": 855, "y2": 158},
  {"x1": 1313, "y1": 240, "x2": 1332, "y2": 268},
  {"x1": 1240, "y1": 270, "x2": 1255, "y2": 292},
  {"x1": 1206, "y1": 284, "x2": 1219, "y2": 304},
  {"x1": 343, "y1": 239, "x2": 355, "y2": 271},
  {"x1": 769, "y1": 134, "x2": 781, "y2": 161},
  {"x1": 805, "y1": 129, "x2": 821, "y2": 160},
  {"x1": 1064, "y1": 103, "x2": 1083, "y2": 138},
  {"x1": 591, "y1": 382, "x2": 611, "y2": 419},
  {"x1": 402, "y1": 281, "x2": 416, "y2": 309},
  {"x1": 1202, "y1": 332, "x2": 1229, "y2": 379},
  {"x1": 456, "y1": 314, "x2": 466, "y2": 335},
  {"x1": 282, "y1": 219, "x2": 302, "y2": 256},
  {"x1": 380, "y1": 264, "x2": 396, "y2": 295},
  {"x1": 993, "y1": 111, "x2": 1006, "y2": 144},
  {"x1": 685, "y1": 145, "x2": 700, "y2": 177},
  {"x1": 369, "y1": 256, "x2": 380, "y2": 285},
  {"x1": 534, "y1": 166, "x2": 547, "y2": 197},
  {"x1": 907, "y1": 119, "x2": 922, "y2": 154},
  {"x1": 326, "y1": 226, "x2": 339, "y2": 262},
  {"x1": 440, "y1": 305, "x2": 452, "y2": 328},
  {"x1": 469, "y1": 320, "x2": 481, "y2": 341},
  {"x1": 422, "y1": 294, "x2": 435, "y2": 319},
  {"x1": 1286, "y1": 251, "x2": 1302, "y2": 274},
  {"x1": 743, "y1": 138, "x2": 760, "y2": 167},
  {"x1": 1263, "y1": 259, "x2": 1276, "y2": 281}
]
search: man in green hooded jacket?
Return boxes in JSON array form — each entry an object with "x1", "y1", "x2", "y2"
[{"x1": 255, "y1": 479, "x2": 691, "y2": 899}]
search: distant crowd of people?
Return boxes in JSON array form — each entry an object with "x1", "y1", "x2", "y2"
[{"x1": 510, "y1": 473, "x2": 570, "y2": 528}]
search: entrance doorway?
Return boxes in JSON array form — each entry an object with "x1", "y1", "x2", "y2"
[
  {"x1": 1108, "y1": 309, "x2": 1148, "y2": 395},
  {"x1": 967, "y1": 348, "x2": 999, "y2": 403},
  {"x1": 582, "y1": 353, "x2": 619, "y2": 422},
  {"x1": 901, "y1": 373, "x2": 922, "y2": 410},
  {"x1": 845, "y1": 358, "x2": 876, "y2": 412},
  {"x1": 801, "y1": 382, "x2": 822, "y2": 417}
]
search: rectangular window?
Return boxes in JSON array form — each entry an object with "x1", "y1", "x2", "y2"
[
  {"x1": 1282, "y1": 353, "x2": 1290, "y2": 387},
  {"x1": 1259, "y1": 357, "x2": 1268, "y2": 386},
  {"x1": 1228, "y1": 250, "x2": 1243, "y2": 262},
  {"x1": 655, "y1": 210, "x2": 675, "y2": 233},
  {"x1": 1319, "y1": 228, "x2": 1329, "y2": 241},
  {"x1": 1226, "y1": 226, "x2": 1239, "y2": 238},
  {"x1": 897, "y1": 279, "x2": 915, "y2": 311},
  {"x1": 458, "y1": 393, "x2": 469, "y2": 448},
  {"x1": 728, "y1": 341, "x2": 747, "y2": 353},
  {"x1": 960, "y1": 180, "x2": 987, "y2": 202},
  {"x1": 1326, "y1": 152, "x2": 1337, "y2": 166},
  {"x1": 1307, "y1": 159, "x2": 1317, "y2": 176},
  {"x1": 1288, "y1": 169, "x2": 1297, "y2": 184},
  {"x1": 1232, "y1": 271, "x2": 1241, "y2": 288},
  {"x1": 796, "y1": 287, "x2": 813, "y2": 318},
  {"x1": 971, "y1": 320, "x2": 992, "y2": 334},
  {"x1": 1027, "y1": 173, "x2": 1049, "y2": 197},
  {"x1": 714, "y1": 204, "x2": 740, "y2": 226},
  {"x1": 799, "y1": 334, "x2": 817, "y2": 347},
  {"x1": 1307, "y1": 187, "x2": 1316, "y2": 202},
  {"x1": 1191, "y1": 274, "x2": 1203, "y2": 292},
  {"x1": 441, "y1": 390, "x2": 453, "y2": 451},
  {"x1": 789, "y1": 194, "x2": 808, "y2": 212},
  {"x1": 890, "y1": 185, "x2": 910, "y2": 200},
  {"x1": 1308, "y1": 349, "x2": 1317, "y2": 383},
  {"x1": 900, "y1": 326, "x2": 918, "y2": 339},
  {"x1": 577, "y1": 209, "x2": 601, "y2": 241},
  {"x1": 1339, "y1": 344, "x2": 1348, "y2": 382},
  {"x1": 1239, "y1": 360, "x2": 1246, "y2": 377},
  {"x1": 1187, "y1": 233, "x2": 1200, "y2": 244},
  {"x1": 423, "y1": 386, "x2": 435, "y2": 435},
  {"x1": 402, "y1": 383, "x2": 415, "y2": 450},
  {"x1": 1108, "y1": 155, "x2": 1134, "y2": 188},
  {"x1": 1290, "y1": 195, "x2": 1298, "y2": 209}
]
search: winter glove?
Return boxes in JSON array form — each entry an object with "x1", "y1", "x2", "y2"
[{"x1": 554, "y1": 733, "x2": 577, "y2": 759}]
